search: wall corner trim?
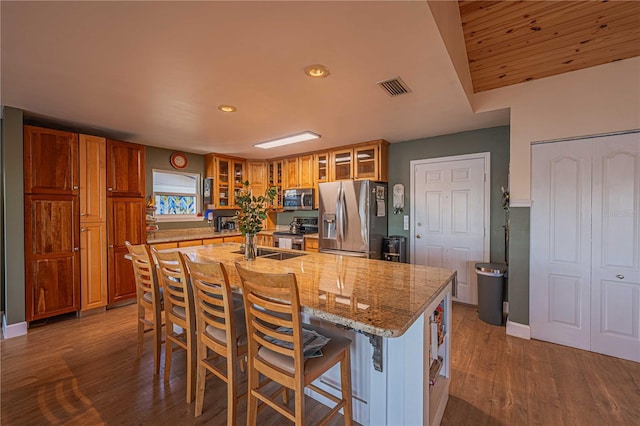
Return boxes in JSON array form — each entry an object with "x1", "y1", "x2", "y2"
[
  {"x1": 509, "y1": 199, "x2": 532, "y2": 208},
  {"x1": 2, "y1": 314, "x2": 28, "y2": 339},
  {"x1": 506, "y1": 320, "x2": 531, "y2": 340}
]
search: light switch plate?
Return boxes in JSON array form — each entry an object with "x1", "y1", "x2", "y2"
[{"x1": 403, "y1": 215, "x2": 409, "y2": 231}]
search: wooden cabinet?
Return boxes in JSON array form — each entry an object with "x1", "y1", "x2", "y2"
[
  {"x1": 284, "y1": 155, "x2": 315, "y2": 189},
  {"x1": 151, "y1": 242, "x2": 179, "y2": 250},
  {"x1": 257, "y1": 234, "x2": 274, "y2": 247},
  {"x1": 305, "y1": 237, "x2": 319, "y2": 252},
  {"x1": 108, "y1": 197, "x2": 145, "y2": 303},
  {"x1": 203, "y1": 237, "x2": 224, "y2": 245},
  {"x1": 80, "y1": 223, "x2": 107, "y2": 311},
  {"x1": 178, "y1": 239, "x2": 203, "y2": 248},
  {"x1": 210, "y1": 155, "x2": 246, "y2": 208},
  {"x1": 247, "y1": 160, "x2": 268, "y2": 196},
  {"x1": 106, "y1": 139, "x2": 146, "y2": 197},
  {"x1": 223, "y1": 235, "x2": 243, "y2": 243},
  {"x1": 268, "y1": 160, "x2": 284, "y2": 208},
  {"x1": 329, "y1": 140, "x2": 389, "y2": 182},
  {"x1": 314, "y1": 152, "x2": 330, "y2": 207},
  {"x1": 24, "y1": 125, "x2": 79, "y2": 195},
  {"x1": 24, "y1": 195, "x2": 80, "y2": 321},
  {"x1": 79, "y1": 135, "x2": 107, "y2": 222},
  {"x1": 79, "y1": 134, "x2": 108, "y2": 311}
]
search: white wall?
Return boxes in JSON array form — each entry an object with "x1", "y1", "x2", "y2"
[{"x1": 474, "y1": 57, "x2": 640, "y2": 202}]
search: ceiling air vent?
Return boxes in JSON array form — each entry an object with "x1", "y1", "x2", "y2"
[{"x1": 377, "y1": 77, "x2": 411, "y2": 97}]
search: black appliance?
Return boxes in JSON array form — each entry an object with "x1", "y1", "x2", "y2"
[
  {"x1": 382, "y1": 235, "x2": 406, "y2": 263},
  {"x1": 274, "y1": 217, "x2": 318, "y2": 250}
]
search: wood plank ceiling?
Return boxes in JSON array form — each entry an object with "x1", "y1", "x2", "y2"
[{"x1": 459, "y1": 1, "x2": 640, "y2": 93}]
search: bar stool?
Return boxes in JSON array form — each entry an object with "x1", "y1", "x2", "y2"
[
  {"x1": 125, "y1": 241, "x2": 163, "y2": 375},
  {"x1": 235, "y1": 264, "x2": 353, "y2": 426},
  {"x1": 183, "y1": 255, "x2": 247, "y2": 424},
  {"x1": 151, "y1": 248, "x2": 197, "y2": 403}
]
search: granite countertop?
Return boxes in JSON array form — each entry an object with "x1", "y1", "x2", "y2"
[
  {"x1": 179, "y1": 243, "x2": 456, "y2": 338},
  {"x1": 147, "y1": 227, "x2": 279, "y2": 244}
]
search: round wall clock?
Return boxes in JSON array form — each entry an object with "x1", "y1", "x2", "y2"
[{"x1": 170, "y1": 152, "x2": 189, "y2": 169}]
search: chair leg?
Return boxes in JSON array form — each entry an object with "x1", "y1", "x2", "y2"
[
  {"x1": 341, "y1": 349, "x2": 353, "y2": 426},
  {"x1": 227, "y1": 356, "x2": 238, "y2": 426},
  {"x1": 246, "y1": 364, "x2": 259, "y2": 426},
  {"x1": 153, "y1": 324, "x2": 162, "y2": 375},
  {"x1": 294, "y1": 382, "x2": 305, "y2": 426},
  {"x1": 164, "y1": 327, "x2": 173, "y2": 382},
  {"x1": 194, "y1": 359, "x2": 206, "y2": 417},
  {"x1": 186, "y1": 329, "x2": 197, "y2": 403},
  {"x1": 137, "y1": 307, "x2": 145, "y2": 359}
]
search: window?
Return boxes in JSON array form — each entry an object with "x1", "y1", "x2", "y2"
[{"x1": 152, "y1": 169, "x2": 201, "y2": 222}]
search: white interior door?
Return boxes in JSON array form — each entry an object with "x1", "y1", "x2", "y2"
[
  {"x1": 531, "y1": 139, "x2": 592, "y2": 350},
  {"x1": 591, "y1": 133, "x2": 640, "y2": 362},
  {"x1": 411, "y1": 154, "x2": 489, "y2": 305}
]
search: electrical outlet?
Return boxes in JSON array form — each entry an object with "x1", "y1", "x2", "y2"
[{"x1": 403, "y1": 215, "x2": 409, "y2": 231}]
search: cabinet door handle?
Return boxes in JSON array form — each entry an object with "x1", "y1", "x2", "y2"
[
  {"x1": 108, "y1": 244, "x2": 114, "y2": 248},
  {"x1": 72, "y1": 186, "x2": 79, "y2": 190},
  {"x1": 80, "y1": 213, "x2": 86, "y2": 216},
  {"x1": 616, "y1": 274, "x2": 625, "y2": 280},
  {"x1": 416, "y1": 234, "x2": 422, "y2": 239},
  {"x1": 81, "y1": 228, "x2": 86, "y2": 232},
  {"x1": 73, "y1": 247, "x2": 79, "y2": 251},
  {"x1": 108, "y1": 187, "x2": 113, "y2": 191}
]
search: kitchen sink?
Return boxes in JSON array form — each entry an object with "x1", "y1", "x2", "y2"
[{"x1": 233, "y1": 248, "x2": 308, "y2": 260}]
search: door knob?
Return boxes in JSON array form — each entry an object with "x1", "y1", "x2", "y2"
[
  {"x1": 616, "y1": 274, "x2": 625, "y2": 280},
  {"x1": 416, "y1": 234, "x2": 422, "y2": 239}
]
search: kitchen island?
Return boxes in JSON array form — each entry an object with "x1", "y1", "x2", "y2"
[{"x1": 179, "y1": 243, "x2": 456, "y2": 425}]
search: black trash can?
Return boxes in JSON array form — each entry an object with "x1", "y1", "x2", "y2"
[{"x1": 475, "y1": 263, "x2": 507, "y2": 326}]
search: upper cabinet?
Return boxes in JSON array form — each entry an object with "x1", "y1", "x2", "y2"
[
  {"x1": 24, "y1": 125, "x2": 79, "y2": 195},
  {"x1": 205, "y1": 154, "x2": 246, "y2": 209},
  {"x1": 268, "y1": 160, "x2": 284, "y2": 208},
  {"x1": 330, "y1": 140, "x2": 389, "y2": 182},
  {"x1": 106, "y1": 139, "x2": 146, "y2": 198},
  {"x1": 247, "y1": 160, "x2": 268, "y2": 196},
  {"x1": 284, "y1": 154, "x2": 315, "y2": 189},
  {"x1": 79, "y1": 135, "x2": 107, "y2": 222}
]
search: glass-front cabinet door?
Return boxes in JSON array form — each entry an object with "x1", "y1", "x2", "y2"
[
  {"x1": 354, "y1": 144, "x2": 378, "y2": 180},
  {"x1": 268, "y1": 160, "x2": 284, "y2": 208},
  {"x1": 315, "y1": 152, "x2": 330, "y2": 184},
  {"x1": 332, "y1": 149, "x2": 353, "y2": 180},
  {"x1": 215, "y1": 157, "x2": 230, "y2": 207},
  {"x1": 232, "y1": 160, "x2": 245, "y2": 206}
]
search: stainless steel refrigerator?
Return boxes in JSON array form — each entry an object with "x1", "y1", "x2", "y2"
[{"x1": 319, "y1": 180, "x2": 388, "y2": 259}]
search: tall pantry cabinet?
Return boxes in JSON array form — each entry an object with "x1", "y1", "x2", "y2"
[
  {"x1": 106, "y1": 139, "x2": 145, "y2": 303},
  {"x1": 24, "y1": 126, "x2": 80, "y2": 321},
  {"x1": 79, "y1": 135, "x2": 108, "y2": 311}
]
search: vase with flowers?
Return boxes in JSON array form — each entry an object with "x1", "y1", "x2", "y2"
[{"x1": 234, "y1": 181, "x2": 277, "y2": 260}]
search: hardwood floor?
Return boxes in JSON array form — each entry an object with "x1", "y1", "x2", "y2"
[
  {"x1": 1, "y1": 303, "x2": 638, "y2": 425},
  {"x1": 442, "y1": 304, "x2": 640, "y2": 426}
]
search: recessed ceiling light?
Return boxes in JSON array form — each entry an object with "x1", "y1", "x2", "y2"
[
  {"x1": 218, "y1": 104, "x2": 237, "y2": 113},
  {"x1": 255, "y1": 131, "x2": 321, "y2": 149},
  {"x1": 304, "y1": 64, "x2": 330, "y2": 78}
]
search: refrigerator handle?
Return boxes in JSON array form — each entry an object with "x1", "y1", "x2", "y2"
[
  {"x1": 341, "y1": 185, "x2": 347, "y2": 239},
  {"x1": 335, "y1": 187, "x2": 342, "y2": 242}
]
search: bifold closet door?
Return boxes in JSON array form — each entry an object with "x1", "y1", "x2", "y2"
[{"x1": 590, "y1": 133, "x2": 640, "y2": 362}]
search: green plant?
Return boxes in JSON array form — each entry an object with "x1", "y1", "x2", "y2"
[{"x1": 234, "y1": 181, "x2": 277, "y2": 235}]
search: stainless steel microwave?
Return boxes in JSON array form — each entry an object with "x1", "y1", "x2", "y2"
[{"x1": 283, "y1": 188, "x2": 314, "y2": 210}]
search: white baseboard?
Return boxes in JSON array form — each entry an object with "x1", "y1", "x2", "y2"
[
  {"x1": 2, "y1": 313, "x2": 28, "y2": 339},
  {"x1": 506, "y1": 320, "x2": 530, "y2": 340}
]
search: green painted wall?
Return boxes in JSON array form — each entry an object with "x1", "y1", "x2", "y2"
[
  {"x1": 144, "y1": 145, "x2": 209, "y2": 230},
  {"x1": 2, "y1": 107, "x2": 25, "y2": 325},
  {"x1": 387, "y1": 126, "x2": 510, "y2": 264},
  {"x1": 507, "y1": 207, "x2": 530, "y2": 324}
]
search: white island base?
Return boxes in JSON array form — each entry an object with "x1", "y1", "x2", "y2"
[{"x1": 305, "y1": 282, "x2": 452, "y2": 425}]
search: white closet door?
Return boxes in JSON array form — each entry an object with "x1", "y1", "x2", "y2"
[
  {"x1": 531, "y1": 139, "x2": 592, "y2": 350},
  {"x1": 591, "y1": 133, "x2": 640, "y2": 362}
]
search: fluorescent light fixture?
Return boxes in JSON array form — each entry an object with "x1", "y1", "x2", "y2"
[{"x1": 254, "y1": 131, "x2": 320, "y2": 149}]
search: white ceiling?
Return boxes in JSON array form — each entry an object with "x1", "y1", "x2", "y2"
[{"x1": 1, "y1": 1, "x2": 509, "y2": 159}]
